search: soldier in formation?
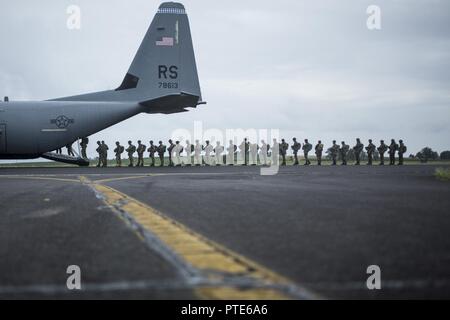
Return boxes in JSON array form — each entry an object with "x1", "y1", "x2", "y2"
[
  {"x1": 136, "y1": 140, "x2": 146, "y2": 167},
  {"x1": 365, "y1": 139, "x2": 376, "y2": 165},
  {"x1": 194, "y1": 140, "x2": 202, "y2": 166},
  {"x1": 95, "y1": 141, "x2": 108, "y2": 167},
  {"x1": 184, "y1": 140, "x2": 192, "y2": 166},
  {"x1": 157, "y1": 141, "x2": 166, "y2": 167},
  {"x1": 126, "y1": 140, "x2": 136, "y2": 167},
  {"x1": 173, "y1": 141, "x2": 183, "y2": 166},
  {"x1": 315, "y1": 140, "x2": 323, "y2": 166},
  {"x1": 302, "y1": 139, "x2": 312, "y2": 165},
  {"x1": 377, "y1": 140, "x2": 388, "y2": 165},
  {"x1": 114, "y1": 141, "x2": 124, "y2": 167},
  {"x1": 66, "y1": 143, "x2": 75, "y2": 157},
  {"x1": 249, "y1": 141, "x2": 258, "y2": 165},
  {"x1": 215, "y1": 141, "x2": 224, "y2": 166},
  {"x1": 329, "y1": 140, "x2": 339, "y2": 165},
  {"x1": 96, "y1": 141, "x2": 102, "y2": 167},
  {"x1": 389, "y1": 139, "x2": 398, "y2": 165},
  {"x1": 259, "y1": 140, "x2": 269, "y2": 166},
  {"x1": 147, "y1": 140, "x2": 156, "y2": 167},
  {"x1": 398, "y1": 140, "x2": 407, "y2": 165},
  {"x1": 279, "y1": 139, "x2": 289, "y2": 166},
  {"x1": 353, "y1": 138, "x2": 364, "y2": 165},
  {"x1": 95, "y1": 141, "x2": 109, "y2": 167},
  {"x1": 80, "y1": 137, "x2": 89, "y2": 159},
  {"x1": 227, "y1": 140, "x2": 235, "y2": 166},
  {"x1": 291, "y1": 138, "x2": 301, "y2": 165},
  {"x1": 340, "y1": 141, "x2": 349, "y2": 165},
  {"x1": 167, "y1": 139, "x2": 175, "y2": 167},
  {"x1": 203, "y1": 140, "x2": 214, "y2": 166},
  {"x1": 239, "y1": 138, "x2": 249, "y2": 166}
]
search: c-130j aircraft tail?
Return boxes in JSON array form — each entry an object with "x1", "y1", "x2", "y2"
[
  {"x1": 52, "y1": 1, "x2": 202, "y2": 111},
  {"x1": 0, "y1": 2, "x2": 204, "y2": 164}
]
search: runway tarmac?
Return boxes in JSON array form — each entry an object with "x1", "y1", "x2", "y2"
[{"x1": 1, "y1": 165, "x2": 449, "y2": 299}]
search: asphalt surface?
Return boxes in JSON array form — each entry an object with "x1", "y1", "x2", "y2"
[{"x1": 0, "y1": 164, "x2": 449, "y2": 299}]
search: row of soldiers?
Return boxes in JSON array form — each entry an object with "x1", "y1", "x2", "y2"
[
  {"x1": 325, "y1": 138, "x2": 407, "y2": 166},
  {"x1": 92, "y1": 138, "x2": 407, "y2": 167}
]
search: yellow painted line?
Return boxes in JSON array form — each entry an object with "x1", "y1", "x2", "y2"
[
  {"x1": 90, "y1": 182, "x2": 313, "y2": 300},
  {"x1": 0, "y1": 175, "x2": 80, "y2": 183},
  {"x1": 196, "y1": 287, "x2": 288, "y2": 300}
]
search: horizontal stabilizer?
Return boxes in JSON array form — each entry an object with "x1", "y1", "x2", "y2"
[{"x1": 140, "y1": 92, "x2": 203, "y2": 114}]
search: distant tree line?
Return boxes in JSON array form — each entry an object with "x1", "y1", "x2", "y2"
[
  {"x1": 323, "y1": 146, "x2": 450, "y2": 163},
  {"x1": 408, "y1": 147, "x2": 450, "y2": 163}
]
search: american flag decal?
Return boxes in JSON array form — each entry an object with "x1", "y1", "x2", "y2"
[
  {"x1": 156, "y1": 37, "x2": 174, "y2": 46},
  {"x1": 157, "y1": 8, "x2": 185, "y2": 14}
]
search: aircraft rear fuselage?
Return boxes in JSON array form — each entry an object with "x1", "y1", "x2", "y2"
[{"x1": 0, "y1": 101, "x2": 142, "y2": 158}]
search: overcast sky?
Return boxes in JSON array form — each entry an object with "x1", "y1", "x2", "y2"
[{"x1": 1, "y1": 0, "x2": 449, "y2": 160}]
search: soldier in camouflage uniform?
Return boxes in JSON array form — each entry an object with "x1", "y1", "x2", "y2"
[
  {"x1": 227, "y1": 140, "x2": 235, "y2": 166},
  {"x1": 147, "y1": 140, "x2": 156, "y2": 167},
  {"x1": 173, "y1": 140, "x2": 183, "y2": 166},
  {"x1": 315, "y1": 140, "x2": 324, "y2": 166},
  {"x1": 167, "y1": 139, "x2": 175, "y2": 167},
  {"x1": 302, "y1": 139, "x2": 312, "y2": 165},
  {"x1": 388, "y1": 139, "x2": 398, "y2": 165},
  {"x1": 203, "y1": 140, "x2": 214, "y2": 166},
  {"x1": 100, "y1": 141, "x2": 108, "y2": 167},
  {"x1": 114, "y1": 141, "x2": 124, "y2": 167},
  {"x1": 398, "y1": 140, "x2": 407, "y2": 165},
  {"x1": 126, "y1": 140, "x2": 136, "y2": 167},
  {"x1": 291, "y1": 138, "x2": 301, "y2": 165},
  {"x1": 365, "y1": 139, "x2": 376, "y2": 165},
  {"x1": 259, "y1": 140, "x2": 268, "y2": 166},
  {"x1": 377, "y1": 140, "x2": 388, "y2": 165},
  {"x1": 96, "y1": 141, "x2": 102, "y2": 167},
  {"x1": 184, "y1": 140, "x2": 192, "y2": 166},
  {"x1": 80, "y1": 137, "x2": 89, "y2": 159},
  {"x1": 136, "y1": 140, "x2": 146, "y2": 167},
  {"x1": 279, "y1": 139, "x2": 289, "y2": 166},
  {"x1": 157, "y1": 141, "x2": 166, "y2": 167},
  {"x1": 244, "y1": 138, "x2": 250, "y2": 166},
  {"x1": 66, "y1": 143, "x2": 75, "y2": 157},
  {"x1": 340, "y1": 141, "x2": 349, "y2": 165},
  {"x1": 271, "y1": 139, "x2": 279, "y2": 166},
  {"x1": 353, "y1": 138, "x2": 364, "y2": 165},
  {"x1": 330, "y1": 140, "x2": 339, "y2": 165},
  {"x1": 239, "y1": 138, "x2": 250, "y2": 166}
]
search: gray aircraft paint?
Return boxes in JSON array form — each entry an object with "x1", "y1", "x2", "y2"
[{"x1": 0, "y1": 2, "x2": 202, "y2": 159}]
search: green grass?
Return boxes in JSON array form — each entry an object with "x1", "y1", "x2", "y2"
[{"x1": 435, "y1": 168, "x2": 450, "y2": 181}]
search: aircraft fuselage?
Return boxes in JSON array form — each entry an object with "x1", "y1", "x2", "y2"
[{"x1": 0, "y1": 101, "x2": 142, "y2": 158}]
